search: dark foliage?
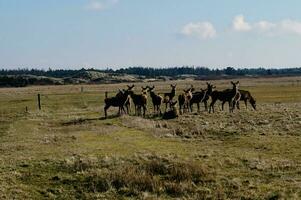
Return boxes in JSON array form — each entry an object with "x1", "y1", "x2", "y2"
[{"x1": 1, "y1": 66, "x2": 301, "y2": 78}]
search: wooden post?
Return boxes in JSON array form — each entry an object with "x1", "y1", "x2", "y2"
[
  {"x1": 81, "y1": 86, "x2": 84, "y2": 93},
  {"x1": 38, "y1": 94, "x2": 41, "y2": 110},
  {"x1": 25, "y1": 106, "x2": 28, "y2": 112}
]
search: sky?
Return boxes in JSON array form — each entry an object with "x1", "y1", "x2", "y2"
[{"x1": 1, "y1": 0, "x2": 301, "y2": 69}]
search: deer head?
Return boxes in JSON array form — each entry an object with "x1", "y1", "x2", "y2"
[
  {"x1": 170, "y1": 84, "x2": 177, "y2": 89},
  {"x1": 206, "y1": 83, "x2": 215, "y2": 94},
  {"x1": 147, "y1": 85, "x2": 155, "y2": 92},
  {"x1": 127, "y1": 84, "x2": 135, "y2": 90},
  {"x1": 141, "y1": 86, "x2": 148, "y2": 95},
  {"x1": 231, "y1": 81, "x2": 239, "y2": 91}
]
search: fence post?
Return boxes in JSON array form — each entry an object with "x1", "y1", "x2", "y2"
[{"x1": 38, "y1": 94, "x2": 41, "y2": 110}]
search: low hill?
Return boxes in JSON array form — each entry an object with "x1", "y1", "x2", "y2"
[{"x1": 0, "y1": 70, "x2": 144, "y2": 87}]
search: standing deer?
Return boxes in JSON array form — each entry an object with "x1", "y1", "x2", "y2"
[
  {"x1": 122, "y1": 85, "x2": 134, "y2": 114},
  {"x1": 147, "y1": 85, "x2": 163, "y2": 115},
  {"x1": 239, "y1": 90, "x2": 256, "y2": 110},
  {"x1": 232, "y1": 89, "x2": 256, "y2": 110},
  {"x1": 209, "y1": 81, "x2": 240, "y2": 113},
  {"x1": 178, "y1": 85, "x2": 194, "y2": 114},
  {"x1": 127, "y1": 85, "x2": 148, "y2": 116},
  {"x1": 104, "y1": 90, "x2": 130, "y2": 118},
  {"x1": 162, "y1": 84, "x2": 177, "y2": 111},
  {"x1": 190, "y1": 82, "x2": 215, "y2": 112}
]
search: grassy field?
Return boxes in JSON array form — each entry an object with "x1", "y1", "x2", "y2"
[{"x1": 0, "y1": 76, "x2": 301, "y2": 199}]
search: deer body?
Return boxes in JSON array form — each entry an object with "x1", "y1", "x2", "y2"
[
  {"x1": 104, "y1": 90, "x2": 129, "y2": 118},
  {"x1": 190, "y1": 83, "x2": 214, "y2": 112},
  {"x1": 190, "y1": 90, "x2": 207, "y2": 112},
  {"x1": 209, "y1": 81, "x2": 240, "y2": 113},
  {"x1": 178, "y1": 86, "x2": 194, "y2": 114},
  {"x1": 163, "y1": 84, "x2": 177, "y2": 111},
  {"x1": 236, "y1": 90, "x2": 256, "y2": 110},
  {"x1": 148, "y1": 86, "x2": 163, "y2": 115},
  {"x1": 128, "y1": 86, "x2": 148, "y2": 116}
]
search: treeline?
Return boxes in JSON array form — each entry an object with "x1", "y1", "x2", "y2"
[
  {"x1": 113, "y1": 67, "x2": 301, "y2": 77},
  {"x1": 1, "y1": 67, "x2": 301, "y2": 78}
]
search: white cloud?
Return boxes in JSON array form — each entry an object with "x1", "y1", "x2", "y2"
[
  {"x1": 85, "y1": 0, "x2": 119, "y2": 11},
  {"x1": 232, "y1": 15, "x2": 252, "y2": 32},
  {"x1": 279, "y1": 19, "x2": 301, "y2": 35},
  {"x1": 232, "y1": 15, "x2": 301, "y2": 37},
  {"x1": 181, "y1": 22, "x2": 217, "y2": 40},
  {"x1": 254, "y1": 21, "x2": 276, "y2": 32}
]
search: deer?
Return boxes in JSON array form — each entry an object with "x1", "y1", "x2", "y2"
[
  {"x1": 162, "y1": 84, "x2": 177, "y2": 111},
  {"x1": 209, "y1": 81, "x2": 240, "y2": 113},
  {"x1": 162, "y1": 101, "x2": 179, "y2": 120},
  {"x1": 178, "y1": 85, "x2": 194, "y2": 114},
  {"x1": 224, "y1": 89, "x2": 256, "y2": 110},
  {"x1": 190, "y1": 82, "x2": 215, "y2": 112},
  {"x1": 122, "y1": 84, "x2": 135, "y2": 114},
  {"x1": 104, "y1": 89, "x2": 130, "y2": 118},
  {"x1": 147, "y1": 85, "x2": 163, "y2": 115},
  {"x1": 127, "y1": 85, "x2": 148, "y2": 116}
]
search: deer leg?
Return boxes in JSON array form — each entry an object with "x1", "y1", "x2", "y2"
[
  {"x1": 118, "y1": 107, "x2": 121, "y2": 116},
  {"x1": 104, "y1": 105, "x2": 110, "y2": 118},
  {"x1": 228, "y1": 101, "x2": 231, "y2": 112},
  {"x1": 197, "y1": 103, "x2": 200, "y2": 112},
  {"x1": 209, "y1": 99, "x2": 216, "y2": 113},
  {"x1": 222, "y1": 101, "x2": 226, "y2": 111},
  {"x1": 179, "y1": 104, "x2": 182, "y2": 115},
  {"x1": 204, "y1": 101, "x2": 207, "y2": 112},
  {"x1": 144, "y1": 106, "x2": 146, "y2": 117},
  {"x1": 126, "y1": 104, "x2": 129, "y2": 114},
  {"x1": 237, "y1": 101, "x2": 240, "y2": 110},
  {"x1": 121, "y1": 106, "x2": 126, "y2": 115},
  {"x1": 138, "y1": 105, "x2": 141, "y2": 116}
]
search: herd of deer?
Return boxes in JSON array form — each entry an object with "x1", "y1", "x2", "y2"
[{"x1": 104, "y1": 81, "x2": 257, "y2": 119}]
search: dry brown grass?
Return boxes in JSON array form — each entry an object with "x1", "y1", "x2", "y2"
[{"x1": 0, "y1": 76, "x2": 301, "y2": 199}]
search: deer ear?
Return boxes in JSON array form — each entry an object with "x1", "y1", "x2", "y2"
[{"x1": 236, "y1": 81, "x2": 240, "y2": 84}]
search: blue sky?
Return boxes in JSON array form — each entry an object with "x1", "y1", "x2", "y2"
[{"x1": 1, "y1": 0, "x2": 301, "y2": 69}]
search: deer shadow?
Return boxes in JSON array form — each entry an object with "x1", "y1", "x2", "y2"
[{"x1": 61, "y1": 114, "x2": 120, "y2": 126}]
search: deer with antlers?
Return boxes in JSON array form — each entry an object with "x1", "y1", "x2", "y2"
[
  {"x1": 147, "y1": 85, "x2": 163, "y2": 115},
  {"x1": 209, "y1": 81, "x2": 240, "y2": 113}
]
